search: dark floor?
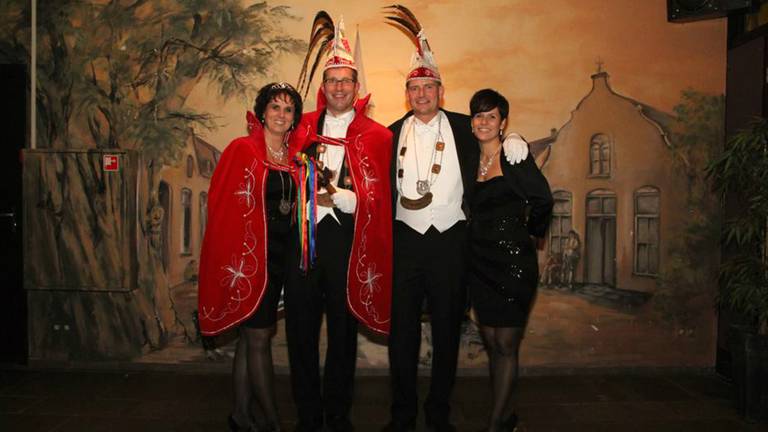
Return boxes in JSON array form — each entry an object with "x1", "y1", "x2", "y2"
[{"x1": 0, "y1": 367, "x2": 765, "y2": 431}]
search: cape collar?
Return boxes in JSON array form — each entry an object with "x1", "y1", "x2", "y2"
[{"x1": 246, "y1": 111, "x2": 263, "y2": 137}]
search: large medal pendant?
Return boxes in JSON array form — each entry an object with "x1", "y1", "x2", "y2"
[
  {"x1": 416, "y1": 180, "x2": 430, "y2": 196},
  {"x1": 400, "y1": 192, "x2": 433, "y2": 210},
  {"x1": 279, "y1": 199, "x2": 291, "y2": 216}
]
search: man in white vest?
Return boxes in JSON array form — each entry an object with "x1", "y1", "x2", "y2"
[{"x1": 384, "y1": 19, "x2": 528, "y2": 432}]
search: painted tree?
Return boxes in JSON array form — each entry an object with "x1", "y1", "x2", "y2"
[
  {"x1": 0, "y1": 0, "x2": 305, "y2": 357},
  {"x1": 0, "y1": 1, "x2": 31, "y2": 69},
  {"x1": 654, "y1": 90, "x2": 724, "y2": 329}
]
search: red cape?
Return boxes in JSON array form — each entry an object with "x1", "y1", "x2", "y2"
[
  {"x1": 198, "y1": 115, "x2": 311, "y2": 336},
  {"x1": 301, "y1": 90, "x2": 393, "y2": 335}
]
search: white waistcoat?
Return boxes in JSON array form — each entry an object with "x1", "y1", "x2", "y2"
[{"x1": 395, "y1": 111, "x2": 465, "y2": 234}]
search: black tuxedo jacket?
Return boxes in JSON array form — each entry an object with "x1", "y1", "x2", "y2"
[{"x1": 388, "y1": 109, "x2": 480, "y2": 218}]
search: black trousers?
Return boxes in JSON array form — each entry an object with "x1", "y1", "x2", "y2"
[
  {"x1": 388, "y1": 221, "x2": 467, "y2": 425},
  {"x1": 285, "y1": 215, "x2": 358, "y2": 425}
]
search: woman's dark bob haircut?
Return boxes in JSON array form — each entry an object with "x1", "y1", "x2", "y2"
[
  {"x1": 253, "y1": 82, "x2": 303, "y2": 130},
  {"x1": 470, "y1": 88, "x2": 509, "y2": 120}
]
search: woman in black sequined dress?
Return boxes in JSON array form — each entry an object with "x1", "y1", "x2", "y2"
[{"x1": 468, "y1": 89, "x2": 553, "y2": 432}]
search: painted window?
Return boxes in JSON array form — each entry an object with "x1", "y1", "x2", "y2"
[
  {"x1": 201, "y1": 159, "x2": 215, "y2": 178},
  {"x1": 589, "y1": 133, "x2": 611, "y2": 177},
  {"x1": 549, "y1": 190, "x2": 573, "y2": 256},
  {"x1": 158, "y1": 181, "x2": 171, "y2": 270},
  {"x1": 585, "y1": 189, "x2": 617, "y2": 286},
  {"x1": 186, "y1": 155, "x2": 194, "y2": 178},
  {"x1": 634, "y1": 186, "x2": 660, "y2": 276},
  {"x1": 181, "y1": 188, "x2": 192, "y2": 255}
]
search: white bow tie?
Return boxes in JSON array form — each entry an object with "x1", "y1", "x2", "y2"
[
  {"x1": 415, "y1": 122, "x2": 439, "y2": 135},
  {"x1": 326, "y1": 116, "x2": 351, "y2": 127}
]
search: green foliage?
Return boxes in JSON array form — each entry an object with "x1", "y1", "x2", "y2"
[
  {"x1": 0, "y1": 0, "x2": 30, "y2": 64},
  {"x1": 670, "y1": 90, "x2": 725, "y2": 196},
  {"x1": 0, "y1": 0, "x2": 306, "y2": 166},
  {"x1": 706, "y1": 117, "x2": 768, "y2": 332},
  {"x1": 654, "y1": 90, "x2": 724, "y2": 327}
]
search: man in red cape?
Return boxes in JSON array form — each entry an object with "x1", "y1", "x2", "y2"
[
  {"x1": 298, "y1": 91, "x2": 393, "y2": 334},
  {"x1": 285, "y1": 17, "x2": 393, "y2": 432}
]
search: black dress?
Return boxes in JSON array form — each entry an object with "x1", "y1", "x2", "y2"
[
  {"x1": 468, "y1": 153, "x2": 553, "y2": 328},
  {"x1": 242, "y1": 169, "x2": 295, "y2": 328}
]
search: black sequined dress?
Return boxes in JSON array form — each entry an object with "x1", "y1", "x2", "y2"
[
  {"x1": 467, "y1": 153, "x2": 553, "y2": 328},
  {"x1": 242, "y1": 169, "x2": 294, "y2": 328}
]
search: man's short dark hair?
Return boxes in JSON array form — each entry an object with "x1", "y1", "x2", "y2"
[
  {"x1": 470, "y1": 88, "x2": 509, "y2": 120},
  {"x1": 253, "y1": 82, "x2": 303, "y2": 130}
]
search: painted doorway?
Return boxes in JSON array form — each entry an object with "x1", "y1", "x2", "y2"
[{"x1": 585, "y1": 189, "x2": 616, "y2": 286}]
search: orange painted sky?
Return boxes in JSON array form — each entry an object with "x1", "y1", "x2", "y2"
[{"x1": 187, "y1": 0, "x2": 726, "y2": 149}]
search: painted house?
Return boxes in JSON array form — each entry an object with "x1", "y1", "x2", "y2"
[
  {"x1": 532, "y1": 69, "x2": 686, "y2": 294},
  {"x1": 157, "y1": 130, "x2": 220, "y2": 289}
]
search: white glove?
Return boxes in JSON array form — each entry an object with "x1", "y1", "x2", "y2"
[
  {"x1": 331, "y1": 188, "x2": 357, "y2": 214},
  {"x1": 502, "y1": 133, "x2": 529, "y2": 165}
]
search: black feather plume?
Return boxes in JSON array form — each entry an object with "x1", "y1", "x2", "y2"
[
  {"x1": 383, "y1": 4, "x2": 423, "y2": 55},
  {"x1": 384, "y1": 16, "x2": 420, "y2": 49},
  {"x1": 297, "y1": 11, "x2": 335, "y2": 98},
  {"x1": 384, "y1": 4, "x2": 421, "y2": 30}
]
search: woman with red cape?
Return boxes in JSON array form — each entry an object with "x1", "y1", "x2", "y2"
[{"x1": 198, "y1": 82, "x2": 310, "y2": 432}]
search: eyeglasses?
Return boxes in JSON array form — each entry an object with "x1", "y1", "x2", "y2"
[{"x1": 323, "y1": 78, "x2": 356, "y2": 86}]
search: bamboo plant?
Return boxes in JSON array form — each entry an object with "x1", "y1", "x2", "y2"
[{"x1": 706, "y1": 117, "x2": 768, "y2": 335}]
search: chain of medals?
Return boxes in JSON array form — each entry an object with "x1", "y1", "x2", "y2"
[
  {"x1": 397, "y1": 115, "x2": 445, "y2": 210},
  {"x1": 266, "y1": 142, "x2": 292, "y2": 215},
  {"x1": 276, "y1": 171, "x2": 292, "y2": 215},
  {"x1": 316, "y1": 143, "x2": 352, "y2": 207}
]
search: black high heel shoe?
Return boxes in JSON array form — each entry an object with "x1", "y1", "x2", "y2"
[
  {"x1": 228, "y1": 414, "x2": 253, "y2": 432},
  {"x1": 258, "y1": 422, "x2": 282, "y2": 432},
  {"x1": 501, "y1": 413, "x2": 518, "y2": 432}
]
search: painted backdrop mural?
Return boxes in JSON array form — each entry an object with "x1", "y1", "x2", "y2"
[{"x1": 3, "y1": 0, "x2": 725, "y2": 368}]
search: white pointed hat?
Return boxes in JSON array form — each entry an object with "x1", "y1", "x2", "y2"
[
  {"x1": 406, "y1": 30, "x2": 440, "y2": 82},
  {"x1": 324, "y1": 17, "x2": 357, "y2": 71}
]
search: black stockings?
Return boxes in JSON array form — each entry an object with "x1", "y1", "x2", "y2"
[
  {"x1": 480, "y1": 325, "x2": 524, "y2": 432},
  {"x1": 232, "y1": 326, "x2": 280, "y2": 431}
]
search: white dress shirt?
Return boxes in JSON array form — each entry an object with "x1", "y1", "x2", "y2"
[
  {"x1": 318, "y1": 108, "x2": 355, "y2": 224},
  {"x1": 395, "y1": 111, "x2": 465, "y2": 234}
]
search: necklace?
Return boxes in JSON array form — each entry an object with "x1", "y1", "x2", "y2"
[
  {"x1": 266, "y1": 142, "x2": 286, "y2": 162},
  {"x1": 411, "y1": 115, "x2": 443, "y2": 195},
  {"x1": 316, "y1": 143, "x2": 339, "y2": 189},
  {"x1": 277, "y1": 170, "x2": 292, "y2": 216},
  {"x1": 479, "y1": 145, "x2": 501, "y2": 177},
  {"x1": 397, "y1": 115, "x2": 444, "y2": 210}
]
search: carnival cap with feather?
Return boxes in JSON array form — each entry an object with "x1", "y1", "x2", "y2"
[
  {"x1": 297, "y1": 12, "x2": 357, "y2": 99},
  {"x1": 383, "y1": 4, "x2": 441, "y2": 83}
]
